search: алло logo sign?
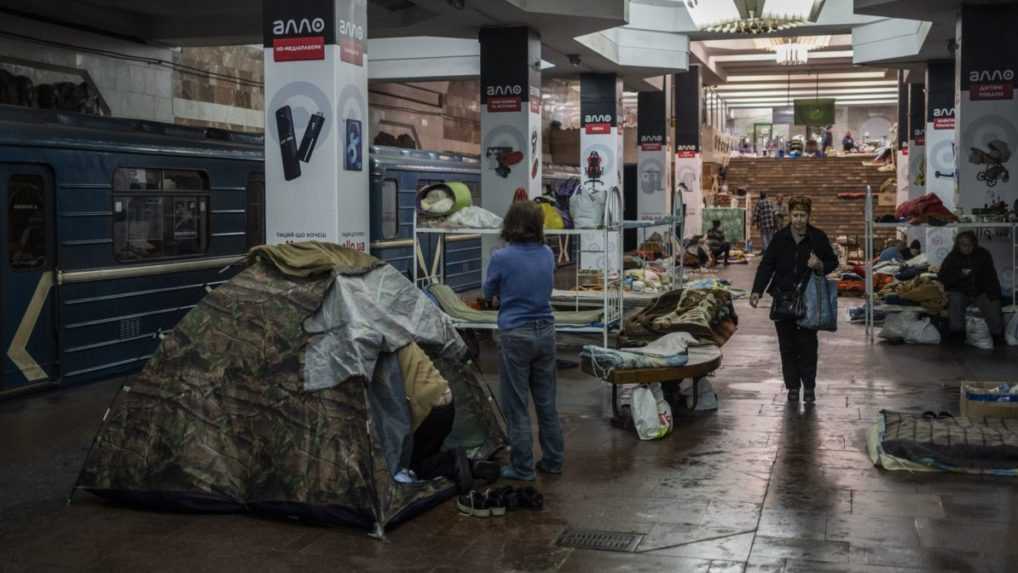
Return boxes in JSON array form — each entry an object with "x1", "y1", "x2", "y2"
[
  {"x1": 969, "y1": 69, "x2": 1015, "y2": 101},
  {"x1": 640, "y1": 134, "x2": 664, "y2": 151},
  {"x1": 486, "y1": 84, "x2": 523, "y2": 113},
  {"x1": 270, "y1": 17, "x2": 326, "y2": 62},
  {"x1": 932, "y1": 107, "x2": 956, "y2": 130},
  {"x1": 584, "y1": 113, "x2": 613, "y2": 135}
]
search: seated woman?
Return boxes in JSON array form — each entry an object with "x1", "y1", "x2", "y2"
[
  {"x1": 706, "y1": 220, "x2": 731, "y2": 266},
  {"x1": 937, "y1": 231, "x2": 1004, "y2": 343}
]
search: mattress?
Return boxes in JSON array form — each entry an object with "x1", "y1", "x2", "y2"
[{"x1": 427, "y1": 284, "x2": 605, "y2": 326}]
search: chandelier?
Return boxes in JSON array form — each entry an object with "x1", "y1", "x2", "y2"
[
  {"x1": 775, "y1": 43, "x2": 809, "y2": 65},
  {"x1": 683, "y1": 0, "x2": 827, "y2": 34},
  {"x1": 759, "y1": 36, "x2": 830, "y2": 66}
]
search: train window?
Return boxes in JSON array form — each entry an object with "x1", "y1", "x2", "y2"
[
  {"x1": 380, "y1": 178, "x2": 399, "y2": 240},
  {"x1": 8, "y1": 175, "x2": 49, "y2": 271},
  {"x1": 464, "y1": 181, "x2": 481, "y2": 208},
  {"x1": 246, "y1": 172, "x2": 265, "y2": 249},
  {"x1": 112, "y1": 168, "x2": 209, "y2": 262}
]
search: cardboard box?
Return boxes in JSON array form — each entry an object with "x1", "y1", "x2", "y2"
[
  {"x1": 549, "y1": 128, "x2": 580, "y2": 166},
  {"x1": 960, "y1": 382, "x2": 1018, "y2": 419}
]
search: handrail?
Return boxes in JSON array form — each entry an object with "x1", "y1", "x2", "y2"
[{"x1": 59, "y1": 255, "x2": 243, "y2": 285}]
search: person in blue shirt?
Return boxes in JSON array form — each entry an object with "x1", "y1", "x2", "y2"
[
  {"x1": 878, "y1": 239, "x2": 909, "y2": 262},
  {"x1": 483, "y1": 201, "x2": 563, "y2": 481}
]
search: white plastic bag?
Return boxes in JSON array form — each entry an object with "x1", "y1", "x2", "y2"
[
  {"x1": 569, "y1": 184, "x2": 606, "y2": 228},
  {"x1": 631, "y1": 383, "x2": 673, "y2": 440},
  {"x1": 965, "y1": 316, "x2": 994, "y2": 350},
  {"x1": 879, "y1": 311, "x2": 918, "y2": 341},
  {"x1": 443, "y1": 206, "x2": 503, "y2": 229},
  {"x1": 903, "y1": 317, "x2": 941, "y2": 345},
  {"x1": 679, "y1": 379, "x2": 719, "y2": 411},
  {"x1": 1006, "y1": 312, "x2": 1018, "y2": 346}
]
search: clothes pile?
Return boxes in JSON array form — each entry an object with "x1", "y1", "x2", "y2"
[
  {"x1": 895, "y1": 193, "x2": 959, "y2": 225},
  {"x1": 622, "y1": 287, "x2": 738, "y2": 347},
  {"x1": 878, "y1": 276, "x2": 948, "y2": 314}
]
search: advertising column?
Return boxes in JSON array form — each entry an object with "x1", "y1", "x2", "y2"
[
  {"x1": 896, "y1": 71, "x2": 910, "y2": 207},
  {"x1": 956, "y1": 4, "x2": 1018, "y2": 293},
  {"x1": 479, "y1": 27, "x2": 541, "y2": 273},
  {"x1": 925, "y1": 61, "x2": 957, "y2": 212},
  {"x1": 262, "y1": 0, "x2": 368, "y2": 251},
  {"x1": 674, "y1": 66, "x2": 703, "y2": 238},
  {"x1": 579, "y1": 73, "x2": 623, "y2": 272},
  {"x1": 906, "y1": 82, "x2": 926, "y2": 247},
  {"x1": 637, "y1": 90, "x2": 669, "y2": 222}
]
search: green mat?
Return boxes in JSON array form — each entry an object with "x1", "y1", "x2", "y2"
[{"x1": 428, "y1": 284, "x2": 604, "y2": 326}]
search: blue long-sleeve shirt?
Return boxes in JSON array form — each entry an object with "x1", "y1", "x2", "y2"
[{"x1": 483, "y1": 242, "x2": 555, "y2": 330}]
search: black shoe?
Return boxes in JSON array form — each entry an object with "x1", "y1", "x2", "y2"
[
  {"x1": 803, "y1": 389, "x2": 816, "y2": 403},
  {"x1": 471, "y1": 460, "x2": 500, "y2": 483},
  {"x1": 536, "y1": 460, "x2": 562, "y2": 475},
  {"x1": 787, "y1": 389, "x2": 800, "y2": 402}
]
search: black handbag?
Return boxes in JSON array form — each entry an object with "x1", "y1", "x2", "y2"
[
  {"x1": 769, "y1": 288, "x2": 805, "y2": 321},
  {"x1": 769, "y1": 270, "x2": 811, "y2": 322}
]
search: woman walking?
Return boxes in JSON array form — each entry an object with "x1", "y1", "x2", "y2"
[
  {"x1": 749, "y1": 197, "x2": 838, "y2": 403},
  {"x1": 483, "y1": 201, "x2": 564, "y2": 480}
]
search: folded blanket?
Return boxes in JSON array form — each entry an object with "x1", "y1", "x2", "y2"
[
  {"x1": 428, "y1": 284, "x2": 605, "y2": 326},
  {"x1": 580, "y1": 345, "x2": 689, "y2": 373}
]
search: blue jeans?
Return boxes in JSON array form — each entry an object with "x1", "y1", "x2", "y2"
[
  {"x1": 761, "y1": 229, "x2": 776, "y2": 253},
  {"x1": 497, "y1": 320, "x2": 564, "y2": 477}
]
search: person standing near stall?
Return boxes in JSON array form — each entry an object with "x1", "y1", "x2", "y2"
[
  {"x1": 749, "y1": 197, "x2": 838, "y2": 403},
  {"x1": 483, "y1": 201, "x2": 564, "y2": 480},
  {"x1": 753, "y1": 192, "x2": 780, "y2": 252}
]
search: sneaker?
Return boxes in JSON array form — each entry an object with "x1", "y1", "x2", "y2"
[
  {"x1": 484, "y1": 488, "x2": 507, "y2": 517},
  {"x1": 787, "y1": 389, "x2": 800, "y2": 402},
  {"x1": 536, "y1": 461, "x2": 562, "y2": 475},
  {"x1": 499, "y1": 466, "x2": 536, "y2": 481},
  {"x1": 456, "y1": 490, "x2": 490, "y2": 518},
  {"x1": 803, "y1": 388, "x2": 816, "y2": 403}
]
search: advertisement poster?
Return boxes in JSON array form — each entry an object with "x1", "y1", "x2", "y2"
[
  {"x1": 579, "y1": 73, "x2": 622, "y2": 273},
  {"x1": 957, "y1": 5, "x2": 1018, "y2": 293},
  {"x1": 925, "y1": 61, "x2": 957, "y2": 212},
  {"x1": 478, "y1": 27, "x2": 542, "y2": 274},
  {"x1": 637, "y1": 91, "x2": 670, "y2": 223},
  {"x1": 262, "y1": 0, "x2": 368, "y2": 251},
  {"x1": 674, "y1": 67, "x2": 703, "y2": 239}
]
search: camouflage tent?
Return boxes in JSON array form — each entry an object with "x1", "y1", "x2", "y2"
[{"x1": 74, "y1": 243, "x2": 505, "y2": 533}]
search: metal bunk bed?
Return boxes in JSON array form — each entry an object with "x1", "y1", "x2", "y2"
[{"x1": 414, "y1": 187, "x2": 625, "y2": 348}]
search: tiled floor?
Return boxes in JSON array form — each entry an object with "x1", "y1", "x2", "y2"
[{"x1": 2, "y1": 264, "x2": 1017, "y2": 572}]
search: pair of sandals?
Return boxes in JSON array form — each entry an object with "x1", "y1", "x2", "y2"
[
  {"x1": 456, "y1": 486, "x2": 544, "y2": 518},
  {"x1": 921, "y1": 411, "x2": 954, "y2": 420}
]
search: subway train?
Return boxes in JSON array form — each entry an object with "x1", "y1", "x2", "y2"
[{"x1": 0, "y1": 106, "x2": 483, "y2": 396}]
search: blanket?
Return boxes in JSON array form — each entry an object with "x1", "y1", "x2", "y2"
[{"x1": 428, "y1": 283, "x2": 605, "y2": 326}]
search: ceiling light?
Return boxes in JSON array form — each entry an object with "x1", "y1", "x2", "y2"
[{"x1": 684, "y1": 0, "x2": 827, "y2": 34}]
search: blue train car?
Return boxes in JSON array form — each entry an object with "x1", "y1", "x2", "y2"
[
  {"x1": 369, "y1": 146, "x2": 482, "y2": 292},
  {"x1": 0, "y1": 107, "x2": 484, "y2": 397},
  {"x1": 0, "y1": 105, "x2": 264, "y2": 396}
]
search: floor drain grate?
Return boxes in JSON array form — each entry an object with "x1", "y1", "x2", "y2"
[{"x1": 556, "y1": 528, "x2": 644, "y2": 553}]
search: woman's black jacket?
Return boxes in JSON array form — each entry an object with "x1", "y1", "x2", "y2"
[{"x1": 752, "y1": 225, "x2": 839, "y2": 295}]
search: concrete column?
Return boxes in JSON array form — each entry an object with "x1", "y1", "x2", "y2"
[
  {"x1": 955, "y1": 3, "x2": 1018, "y2": 294},
  {"x1": 478, "y1": 27, "x2": 542, "y2": 272},
  {"x1": 579, "y1": 72, "x2": 623, "y2": 271},
  {"x1": 907, "y1": 82, "x2": 925, "y2": 201},
  {"x1": 895, "y1": 70, "x2": 910, "y2": 207},
  {"x1": 262, "y1": 0, "x2": 368, "y2": 250},
  {"x1": 925, "y1": 61, "x2": 957, "y2": 212},
  {"x1": 674, "y1": 66, "x2": 703, "y2": 238},
  {"x1": 637, "y1": 88, "x2": 669, "y2": 221}
]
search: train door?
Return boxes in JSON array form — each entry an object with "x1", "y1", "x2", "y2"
[{"x1": 1, "y1": 164, "x2": 58, "y2": 392}]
